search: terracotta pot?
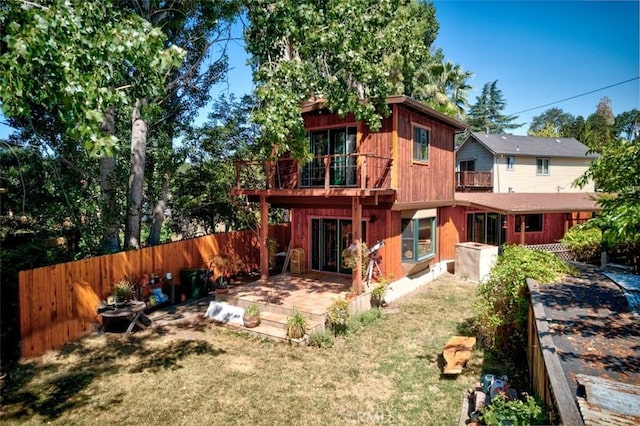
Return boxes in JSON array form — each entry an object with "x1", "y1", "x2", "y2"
[{"x1": 243, "y1": 315, "x2": 260, "y2": 328}]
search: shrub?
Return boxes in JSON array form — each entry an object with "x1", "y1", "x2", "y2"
[
  {"x1": 561, "y1": 222, "x2": 602, "y2": 262},
  {"x1": 481, "y1": 394, "x2": 549, "y2": 426},
  {"x1": 474, "y1": 245, "x2": 574, "y2": 355},
  {"x1": 326, "y1": 298, "x2": 350, "y2": 336},
  {"x1": 308, "y1": 330, "x2": 335, "y2": 348}
]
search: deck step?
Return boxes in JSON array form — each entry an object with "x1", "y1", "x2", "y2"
[{"x1": 216, "y1": 294, "x2": 326, "y2": 323}]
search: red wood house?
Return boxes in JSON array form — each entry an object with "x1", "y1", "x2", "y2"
[{"x1": 231, "y1": 96, "x2": 466, "y2": 292}]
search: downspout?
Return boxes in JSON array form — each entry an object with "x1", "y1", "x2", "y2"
[{"x1": 494, "y1": 154, "x2": 500, "y2": 192}]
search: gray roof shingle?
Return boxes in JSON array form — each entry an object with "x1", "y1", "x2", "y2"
[{"x1": 466, "y1": 132, "x2": 598, "y2": 158}]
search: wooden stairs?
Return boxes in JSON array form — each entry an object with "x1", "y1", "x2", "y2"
[{"x1": 215, "y1": 293, "x2": 326, "y2": 344}]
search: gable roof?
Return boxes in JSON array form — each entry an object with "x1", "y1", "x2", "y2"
[{"x1": 460, "y1": 132, "x2": 597, "y2": 159}]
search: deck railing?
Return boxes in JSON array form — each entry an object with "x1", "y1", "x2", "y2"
[
  {"x1": 234, "y1": 153, "x2": 393, "y2": 191},
  {"x1": 456, "y1": 171, "x2": 493, "y2": 189}
]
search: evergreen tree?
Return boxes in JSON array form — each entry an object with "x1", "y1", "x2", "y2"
[
  {"x1": 466, "y1": 80, "x2": 522, "y2": 133},
  {"x1": 528, "y1": 107, "x2": 575, "y2": 137}
]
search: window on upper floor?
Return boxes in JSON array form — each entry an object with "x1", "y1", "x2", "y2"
[
  {"x1": 412, "y1": 125, "x2": 430, "y2": 162},
  {"x1": 536, "y1": 158, "x2": 549, "y2": 175},
  {"x1": 506, "y1": 156, "x2": 515, "y2": 171},
  {"x1": 401, "y1": 217, "x2": 436, "y2": 262},
  {"x1": 302, "y1": 126, "x2": 357, "y2": 187}
]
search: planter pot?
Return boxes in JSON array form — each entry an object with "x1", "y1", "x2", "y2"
[
  {"x1": 287, "y1": 327, "x2": 304, "y2": 339},
  {"x1": 243, "y1": 314, "x2": 260, "y2": 328}
]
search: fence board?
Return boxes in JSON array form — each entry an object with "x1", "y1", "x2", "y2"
[{"x1": 18, "y1": 225, "x2": 289, "y2": 358}]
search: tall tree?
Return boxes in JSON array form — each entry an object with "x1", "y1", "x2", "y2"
[
  {"x1": 411, "y1": 55, "x2": 473, "y2": 120},
  {"x1": 0, "y1": 0, "x2": 185, "y2": 253},
  {"x1": 528, "y1": 107, "x2": 576, "y2": 137},
  {"x1": 466, "y1": 80, "x2": 522, "y2": 133},
  {"x1": 117, "y1": 0, "x2": 240, "y2": 247},
  {"x1": 615, "y1": 109, "x2": 640, "y2": 142},
  {"x1": 595, "y1": 96, "x2": 615, "y2": 126},
  {"x1": 576, "y1": 128, "x2": 640, "y2": 244},
  {"x1": 244, "y1": 0, "x2": 457, "y2": 160}
]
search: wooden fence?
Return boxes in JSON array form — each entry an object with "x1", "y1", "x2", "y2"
[
  {"x1": 18, "y1": 224, "x2": 290, "y2": 359},
  {"x1": 526, "y1": 278, "x2": 584, "y2": 425}
]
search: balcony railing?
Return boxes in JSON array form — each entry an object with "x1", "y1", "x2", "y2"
[
  {"x1": 234, "y1": 153, "x2": 393, "y2": 191},
  {"x1": 456, "y1": 171, "x2": 493, "y2": 190}
]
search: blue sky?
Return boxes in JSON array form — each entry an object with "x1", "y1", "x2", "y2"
[{"x1": 1, "y1": 1, "x2": 638, "y2": 138}]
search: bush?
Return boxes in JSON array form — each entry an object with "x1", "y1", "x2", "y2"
[
  {"x1": 308, "y1": 330, "x2": 335, "y2": 348},
  {"x1": 481, "y1": 394, "x2": 549, "y2": 426},
  {"x1": 326, "y1": 298, "x2": 350, "y2": 336},
  {"x1": 561, "y1": 222, "x2": 602, "y2": 262},
  {"x1": 474, "y1": 245, "x2": 574, "y2": 355}
]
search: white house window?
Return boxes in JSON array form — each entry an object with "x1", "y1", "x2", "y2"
[
  {"x1": 536, "y1": 158, "x2": 549, "y2": 175},
  {"x1": 412, "y1": 125, "x2": 430, "y2": 162},
  {"x1": 401, "y1": 217, "x2": 436, "y2": 261},
  {"x1": 506, "y1": 156, "x2": 515, "y2": 171}
]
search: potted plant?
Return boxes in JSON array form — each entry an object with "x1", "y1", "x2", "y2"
[
  {"x1": 112, "y1": 279, "x2": 133, "y2": 306},
  {"x1": 370, "y1": 283, "x2": 388, "y2": 308},
  {"x1": 341, "y1": 242, "x2": 368, "y2": 274},
  {"x1": 243, "y1": 303, "x2": 261, "y2": 328},
  {"x1": 285, "y1": 306, "x2": 308, "y2": 340},
  {"x1": 208, "y1": 254, "x2": 244, "y2": 293}
]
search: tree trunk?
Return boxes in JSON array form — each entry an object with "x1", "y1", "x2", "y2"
[
  {"x1": 99, "y1": 108, "x2": 120, "y2": 252},
  {"x1": 148, "y1": 172, "x2": 170, "y2": 246},
  {"x1": 124, "y1": 98, "x2": 147, "y2": 249}
]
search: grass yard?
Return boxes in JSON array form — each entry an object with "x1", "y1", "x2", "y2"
[{"x1": 1, "y1": 275, "x2": 483, "y2": 425}]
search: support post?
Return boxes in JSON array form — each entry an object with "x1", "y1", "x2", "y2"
[
  {"x1": 520, "y1": 215, "x2": 526, "y2": 245},
  {"x1": 260, "y1": 195, "x2": 269, "y2": 282},
  {"x1": 352, "y1": 197, "x2": 363, "y2": 294}
]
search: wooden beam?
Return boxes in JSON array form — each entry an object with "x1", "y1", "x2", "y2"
[
  {"x1": 260, "y1": 195, "x2": 269, "y2": 281},
  {"x1": 352, "y1": 197, "x2": 363, "y2": 294},
  {"x1": 520, "y1": 215, "x2": 526, "y2": 245}
]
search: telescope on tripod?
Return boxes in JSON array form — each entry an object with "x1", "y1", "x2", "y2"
[{"x1": 366, "y1": 240, "x2": 384, "y2": 287}]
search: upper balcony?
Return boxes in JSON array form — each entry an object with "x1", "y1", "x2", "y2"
[
  {"x1": 455, "y1": 171, "x2": 493, "y2": 192},
  {"x1": 231, "y1": 153, "x2": 396, "y2": 208}
]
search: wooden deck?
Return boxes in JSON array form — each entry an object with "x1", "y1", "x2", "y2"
[{"x1": 147, "y1": 272, "x2": 356, "y2": 343}]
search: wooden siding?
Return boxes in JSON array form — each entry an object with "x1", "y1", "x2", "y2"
[
  {"x1": 439, "y1": 206, "x2": 465, "y2": 260},
  {"x1": 18, "y1": 225, "x2": 289, "y2": 359},
  {"x1": 450, "y1": 207, "x2": 589, "y2": 246},
  {"x1": 290, "y1": 208, "x2": 404, "y2": 279},
  {"x1": 395, "y1": 105, "x2": 456, "y2": 203}
]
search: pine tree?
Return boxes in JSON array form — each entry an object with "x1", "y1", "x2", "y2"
[{"x1": 466, "y1": 80, "x2": 522, "y2": 133}]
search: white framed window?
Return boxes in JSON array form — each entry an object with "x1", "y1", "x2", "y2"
[
  {"x1": 412, "y1": 125, "x2": 430, "y2": 162},
  {"x1": 401, "y1": 217, "x2": 436, "y2": 261},
  {"x1": 506, "y1": 156, "x2": 515, "y2": 171},
  {"x1": 536, "y1": 158, "x2": 549, "y2": 175}
]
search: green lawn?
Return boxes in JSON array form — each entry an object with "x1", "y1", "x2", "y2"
[{"x1": 1, "y1": 275, "x2": 482, "y2": 425}]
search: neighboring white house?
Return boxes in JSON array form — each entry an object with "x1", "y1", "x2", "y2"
[{"x1": 455, "y1": 132, "x2": 597, "y2": 193}]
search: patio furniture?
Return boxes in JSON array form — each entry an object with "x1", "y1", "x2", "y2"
[{"x1": 99, "y1": 301, "x2": 149, "y2": 338}]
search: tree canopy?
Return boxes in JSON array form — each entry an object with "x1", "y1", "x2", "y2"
[
  {"x1": 244, "y1": 0, "x2": 471, "y2": 160},
  {"x1": 528, "y1": 107, "x2": 576, "y2": 137},
  {"x1": 0, "y1": 0, "x2": 185, "y2": 157},
  {"x1": 466, "y1": 80, "x2": 522, "y2": 133}
]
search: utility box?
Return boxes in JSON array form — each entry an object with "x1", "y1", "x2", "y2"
[
  {"x1": 455, "y1": 242, "x2": 498, "y2": 283},
  {"x1": 290, "y1": 248, "x2": 305, "y2": 274}
]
